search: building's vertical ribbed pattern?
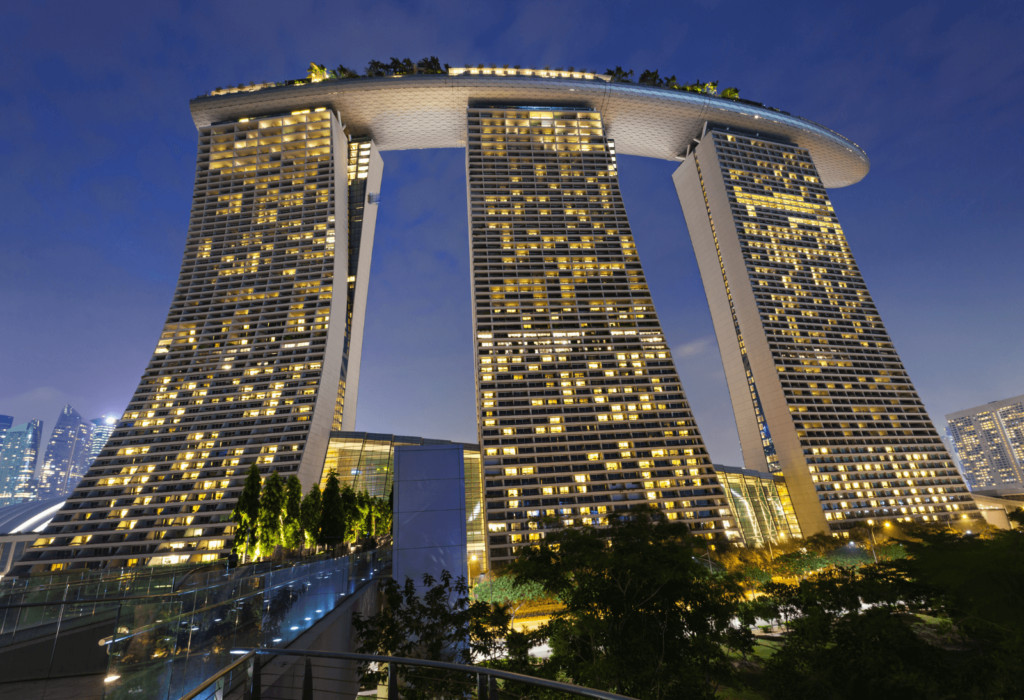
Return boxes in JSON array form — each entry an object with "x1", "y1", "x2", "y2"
[
  {"x1": 20, "y1": 109, "x2": 352, "y2": 571},
  {"x1": 674, "y1": 130, "x2": 977, "y2": 535},
  {"x1": 467, "y1": 107, "x2": 735, "y2": 569}
]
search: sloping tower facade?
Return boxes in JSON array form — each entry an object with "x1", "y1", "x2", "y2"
[{"x1": 15, "y1": 69, "x2": 978, "y2": 572}]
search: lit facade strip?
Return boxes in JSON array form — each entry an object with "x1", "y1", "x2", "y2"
[
  {"x1": 19, "y1": 109, "x2": 376, "y2": 572},
  {"x1": 674, "y1": 130, "x2": 978, "y2": 534},
  {"x1": 468, "y1": 107, "x2": 737, "y2": 569}
]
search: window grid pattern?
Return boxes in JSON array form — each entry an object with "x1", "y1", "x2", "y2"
[
  {"x1": 468, "y1": 108, "x2": 736, "y2": 567},
  {"x1": 21, "y1": 109, "x2": 344, "y2": 572},
  {"x1": 700, "y1": 131, "x2": 976, "y2": 530},
  {"x1": 947, "y1": 397, "x2": 1024, "y2": 490}
]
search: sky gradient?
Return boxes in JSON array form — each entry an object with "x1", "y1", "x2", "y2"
[{"x1": 1, "y1": 0, "x2": 1022, "y2": 466}]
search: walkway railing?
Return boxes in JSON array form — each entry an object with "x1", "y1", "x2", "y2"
[
  {"x1": 179, "y1": 648, "x2": 636, "y2": 700},
  {"x1": 0, "y1": 548, "x2": 390, "y2": 697},
  {"x1": 103, "y1": 548, "x2": 390, "y2": 700}
]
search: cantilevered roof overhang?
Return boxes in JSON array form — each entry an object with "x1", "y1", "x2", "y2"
[{"x1": 190, "y1": 74, "x2": 869, "y2": 189}]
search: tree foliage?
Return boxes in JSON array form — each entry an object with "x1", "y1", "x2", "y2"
[
  {"x1": 472, "y1": 574, "x2": 547, "y2": 623},
  {"x1": 509, "y1": 507, "x2": 754, "y2": 700},
  {"x1": 257, "y1": 470, "x2": 285, "y2": 555},
  {"x1": 608, "y1": 66, "x2": 739, "y2": 99},
  {"x1": 318, "y1": 470, "x2": 345, "y2": 547},
  {"x1": 755, "y1": 528, "x2": 1024, "y2": 700},
  {"x1": 282, "y1": 475, "x2": 303, "y2": 550},
  {"x1": 231, "y1": 464, "x2": 262, "y2": 560},
  {"x1": 299, "y1": 482, "x2": 322, "y2": 550},
  {"x1": 352, "y1": 571, "x2": 530, "y2": 700}
]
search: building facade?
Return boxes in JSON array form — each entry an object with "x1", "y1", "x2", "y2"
[
  {"x1": 673, "y1": 130, "x2": 977, "y2": 535},
  {"x1": 0, "y1": 420, "x2": 42, "y2": 507},
  {"x1": 19, "y1": 108, "x2": 383, "y2": 571},
  {"x1": 715, "y1": 465, "x2": 801, "y2": 547},
  {"x1": 469, "y1": 107, "x2": 736, "y2": 569},
  {"x1": 946, "y1": 394, "x2": 1024, "y2": 490},
  {"x1": 0, "y1": 498, "x2": 64, "y2": 577},
  {"x1": 17, "y1": 69, "x2": 973, "y2": 571},
  {"x1": 87, "y1": 416, "x2": 118, "y2": 464},
  {"x1": 38, "y1": 405, "x2": 94, "y2": 500},
  {"x1": 0, "y1": 415, "x2": 13, "y2": 451},
  {"x1": 321, "y1": 431, "x2": 485, "y2": 578}
]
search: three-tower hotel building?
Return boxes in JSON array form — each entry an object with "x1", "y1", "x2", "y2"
[{"x1": 16, "y1": 67, "x2": 976, "y2": 573}]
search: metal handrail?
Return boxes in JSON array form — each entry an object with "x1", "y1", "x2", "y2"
[
  {"x1": 0, "y1": 551, "x2": 360, "y2": 610},
  {"x1": 180, "y1": 647, "x2": 637, "y2": 700}
]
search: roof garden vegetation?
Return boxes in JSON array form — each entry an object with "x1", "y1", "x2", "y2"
[{"x1": 205, "y1": 58, "x2": 753, "y2": 106}]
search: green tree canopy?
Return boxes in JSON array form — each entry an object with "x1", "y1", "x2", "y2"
[
  {"x1": 352, "y1": 571, "x2": 531, "y2": 700},
  {"x1": 231, "y1": 464, "x2": 262, "y2": 560},
  {"x1": 299, "y1": 482, "x2": 322, "y2": 550},
  {"x1": 282, "y1": 475, "x2": 303, "y2": 550},
  {"x1": 756, "y1": 527, "x2": 1024, "y2": 699},
  {"x1": 472, "y1": 574, "x2": 547, "y2": 623},
  {"x1": 319, "y1": 470, "x2": 345, "y2": 547},
  {"x1": 257, "y1": 470, "x2": 285, "y2": 556},
  {"x1": 508, "y1": 507, "x2": 754, "y2": 700}
]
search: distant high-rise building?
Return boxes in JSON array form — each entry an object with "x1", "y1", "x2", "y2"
[
  {"x1": 39, "y1": 405, "x2": 94, "y2": 499},
  {"x1": 88, "y1": 415, "x2": 118, "y2": 464},
  {"x1": 947, "y1": 394, "x2": 1024, "y2": 490},
  {"x1": 0, "y1": 421, "x2": 43, "y2": 507},
  {"x1": 0, "y1": 415, "x2": 13, "y2": 451}
]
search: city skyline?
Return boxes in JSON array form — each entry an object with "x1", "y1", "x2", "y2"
[{"x1": 1, "y1": 1, "x2": 1023, "y2": 474}]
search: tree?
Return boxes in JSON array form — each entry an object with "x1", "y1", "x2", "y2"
[
  {"x1": 257, "y1": 470, "x2": 285, "y2": 556},
  {"x1": 509, "y1": 507, "x2": 754, "y2": 700},
  {"x1": 1009, "y1": 506, "x2": 1024, "y2": 528},
  {"x1": 231, "y1": 464, "x2": 262, "y2": 561},
  {"x1": 307, "y1": 62, "x2": 328, "y2": 81},
  {"x1": 760, "y1": 567, "x2": 947, "y2": 700},
  {"x1": 604, "y1": 66, "x2": 634, "y2": 82},
  {"x1": 756, "y1": 528, "x2": 1024, "y2": 699},
  {"x1": 472, "y1": 574, "x2": 547, "y2": 624},
  {"x1": 299, "y1": 482, "x2": 322, "y2": 550},
  {"x1": 332, "y1": 63, "x2": 360, "y2": 79},
  {"x1": 339, "y1": 484, "x2": 359, "y2": 541},
  {"x1": 319, "y1": 470, "x2": 345, "y2": 548},
  {"x1": 352, "y1": 571, "x2": 533, "y2": 700},
  {"x1": 417, "y1": 56, "x2": 447, "y2": 74},
  {"x1": 282, "y1": 475, "x2": 303, "y2": 550}
]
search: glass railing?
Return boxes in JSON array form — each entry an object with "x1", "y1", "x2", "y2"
[
  {"x1": 103, "y1": 548, "x2": 391, "y2": 700},
  {"x1": 179, "y1": 648, "x2": 635, "y2": 700}
]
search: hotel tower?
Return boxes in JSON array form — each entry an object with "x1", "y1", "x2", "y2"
[
  {"x1": 16, "y1": 66, "x2": 976, "y2": 573},
  {"x1": 674, "y1": 130, "x2": 975, "y2": 534}
]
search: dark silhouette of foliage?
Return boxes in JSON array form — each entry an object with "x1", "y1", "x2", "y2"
[
  {"x1": 604, "y1": 66, "x2": 634, "y2": 82},
  {"x1": 352, "y1": 570, "x2": 536, "y2": 700},
  {"x1": 318, "y1": 470, "x2": 345, "y2": 547},
  {"x1": 509, "y1": 506, "x2": 754, "y2": 700},
  {"x1": 756, "y1": 529, "x2": 1024, "y2": 700}
]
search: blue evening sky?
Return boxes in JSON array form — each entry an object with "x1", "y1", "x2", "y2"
[{"x1": 1, "y1": 0, "x2": 1021, "y2": 465}]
